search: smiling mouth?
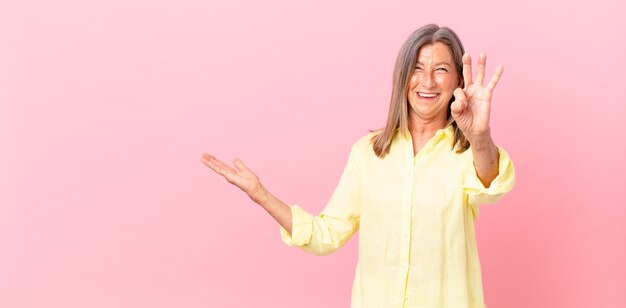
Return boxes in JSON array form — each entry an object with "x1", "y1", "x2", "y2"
[{"x1": 417, "y1": 92, "x2": 439, "y2": 99}]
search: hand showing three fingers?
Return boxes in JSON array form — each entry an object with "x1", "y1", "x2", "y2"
[
  {"x1": 200, "y1": 154, "x2": 267, "y2": 204},
  {"x1": 451, "y1": 53, "x2": 503, "y2": 143}
]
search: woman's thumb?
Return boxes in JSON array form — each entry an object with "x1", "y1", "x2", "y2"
[
  {"x1": 233, "y1": 158, "x2": 247, "y2": 172},
  {"x1": 451, "y1": 88, "x2": 466, "y2": 117}
]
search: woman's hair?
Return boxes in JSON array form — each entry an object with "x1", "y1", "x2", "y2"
[{"x1": 370, "y1": 24, "x2": 470, "y2": 158}]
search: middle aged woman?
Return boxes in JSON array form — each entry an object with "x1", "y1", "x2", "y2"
[{"x1": 201, "y1": 24, "x2": 516, "y2": 308}]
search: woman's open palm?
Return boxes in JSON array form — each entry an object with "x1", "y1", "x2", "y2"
[
  {"x1": 200, "y1": 154, "x2": 265, "y2": 202},
  {"x1": 451, "y1": 52, "x2": 503, "y2": 141}
]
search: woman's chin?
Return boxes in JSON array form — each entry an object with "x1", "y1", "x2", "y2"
[{"x1": 409, "y1": 103, "x2": 447, "y2": 121}]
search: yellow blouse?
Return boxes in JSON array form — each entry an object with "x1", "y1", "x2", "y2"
[{"x1": 280, "y1": 124, "x2": 516, "y2": 308}]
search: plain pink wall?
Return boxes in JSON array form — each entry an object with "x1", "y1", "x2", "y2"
[{"x1": 1, "y1": 0, "x2": 624, "y2": 307}]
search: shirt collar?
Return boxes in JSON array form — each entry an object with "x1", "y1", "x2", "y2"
[
  {"x1": 399, "y1": 124, "x2": 456, "y2": 147},
  {"x1": 441, "y1": 124, "x2": 456, "y2": 146}
]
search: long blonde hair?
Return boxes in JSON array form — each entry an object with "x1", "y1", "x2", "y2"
[{"x1": 370, "y1": 24, "x2": 470, "y2": 158}]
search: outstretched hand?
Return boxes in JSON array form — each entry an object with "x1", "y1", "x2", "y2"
[
  {"x1": 451, "y1": 52, "x2": 503, "y2": 143},
  {"x1": 200, "y1": 153, "x2": 267, "y2": 203}
]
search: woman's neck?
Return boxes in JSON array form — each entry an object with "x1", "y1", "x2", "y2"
[
  {"x1": 407, "y1": 114, "x2": 447, "y2": 156},
  {"x1": 408, "y1": 114, "x2": 447, "y2": 139}
]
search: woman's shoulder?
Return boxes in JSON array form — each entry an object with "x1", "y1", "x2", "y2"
[
  {"x1": 350, "y1": 130, "x2": 377, "y2": 147},
  {"x1": 348, "y1": 130, "x2": 381, "y2": 158}
]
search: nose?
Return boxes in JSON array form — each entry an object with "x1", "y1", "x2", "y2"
[{"x1": 420, "y1": 71, "x2": 436, "y2": 89}]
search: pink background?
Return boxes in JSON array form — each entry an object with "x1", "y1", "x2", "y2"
[{"x1": 1, "y1": 0, "x2": 624, "y2": 307}]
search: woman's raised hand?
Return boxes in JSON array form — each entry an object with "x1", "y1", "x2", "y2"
[
  {"x1": 451, "y1": 52, "x2": 503, "y2": 143},
  {"x1": 200, "y1": 153, "x2": 267, "y2": 204}
]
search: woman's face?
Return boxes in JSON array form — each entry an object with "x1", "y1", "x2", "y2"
[{"x1": 407, "y1": 42, "x2": 460, "y2": 123}]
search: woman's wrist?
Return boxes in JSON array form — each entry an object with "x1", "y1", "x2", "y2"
[
  {"x1": 250, "y1": 184, "x2": 270, "y2": 206},
  {"x1": 467, "y1": 129, "x2": 494, "y2": 152}
]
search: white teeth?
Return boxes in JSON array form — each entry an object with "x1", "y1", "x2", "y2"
[{"x1": 418, "y1": 92, "x2": 438, "y2": 98}]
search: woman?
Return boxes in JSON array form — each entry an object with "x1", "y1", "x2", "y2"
[{"x1": 201, "y1": 24, "x2": 515, "y2": 308}]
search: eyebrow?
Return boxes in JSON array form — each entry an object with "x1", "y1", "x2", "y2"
[{"x1": 416, "y1": 62, "x2": 453, "y2": 67}]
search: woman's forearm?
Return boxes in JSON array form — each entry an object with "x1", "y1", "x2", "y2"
[
  {"x1": 470, "y1": 134, "x2": 500, "y2": 188},
  {"x1": 252, "y1": 186, "x2": 293, "y2": 235}
]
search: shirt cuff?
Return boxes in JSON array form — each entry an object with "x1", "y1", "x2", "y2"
[
  {"x1": 280, "y1": 204, "x2": 313, "y2": 247},
  {"x1": 463, "y1": 145, "x2": 516, "y2": 196}
]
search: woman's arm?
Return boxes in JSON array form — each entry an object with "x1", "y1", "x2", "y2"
[
  {"x1": 200, "y1": 154, "x2": 293, "y2": 234},
  {"x1": 201, "y1": 145, "x2": 361, "y2": 256},
  {"x1": 252, "y1": 186, "x2": 293, "y2": 234},
  {"x1": 450, "y1": 52, "x2": 505, "y2": 187},
  {"x1": 469, "y1": 132, "x2": 499, "y2": 188}
]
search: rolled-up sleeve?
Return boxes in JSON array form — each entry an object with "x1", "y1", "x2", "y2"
[
  {"x1": 463, "y1": 145, "x2": 516, "y2": 206},
  {"x1": 279, "y1": 143, "x2": 361, "y2": 256}
]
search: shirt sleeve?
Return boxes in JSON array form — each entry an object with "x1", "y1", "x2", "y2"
[
  {"x1": 463, "y1": 145, "x2": 516, "y2": 206},
  {"x1": 279, "y1": 143, "x2": 361, "y2": 256}
]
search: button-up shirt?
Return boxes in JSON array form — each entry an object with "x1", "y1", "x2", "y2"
[{"x1": 280, "y1": 124, "x2": 516, "y2": 307}]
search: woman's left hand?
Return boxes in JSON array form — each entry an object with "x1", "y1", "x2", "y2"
[{"x1": 451, "y1": 52, "x2": 503, "y2": 143}]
